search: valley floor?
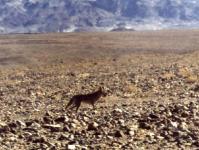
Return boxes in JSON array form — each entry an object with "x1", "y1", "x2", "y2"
[{"x1": 0, "y1": 30, "x2": 199, "y2": 149}]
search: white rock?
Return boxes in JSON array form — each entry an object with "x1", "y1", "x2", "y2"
[
  {"x1": 114, "y1": 108, "x2": 123, "y2": 113},
  {"x1": 71, "y1": 123, "x2": 76, "y2": 128},
  {"x1": 129, "y1": 130, "x2": 134, "y2": 136},
  {"x1": 67, "y1": 144, "x2": 76, "y2": 150},
  {"x1": 170, "y1": 121, "x2": 178, "y2": 128}
]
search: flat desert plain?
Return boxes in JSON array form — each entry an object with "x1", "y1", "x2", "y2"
[{"x1": 0, "y1": 30, "x2": 199, "y2": 149}]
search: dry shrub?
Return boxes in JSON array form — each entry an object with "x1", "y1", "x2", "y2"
[
  {"x1": 178, "y1": 67, "x2": 198, "y2": 83},
  {"x1": 161, "y1": 72, "x2": 175, "y2": 80},
  {"x1": 186, "y1": 75, "x2": 198, "y2": 83},
  {"x1": 177, "y1": 67, "x2": 192, "y2": 78},
  {"x1": 125, "y1": 84, "x2": 141, "y2": 94}
]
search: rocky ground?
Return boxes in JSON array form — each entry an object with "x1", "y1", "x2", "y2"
[{"x1": 0, "y1": 31, "x2": 199, "y2": 149}]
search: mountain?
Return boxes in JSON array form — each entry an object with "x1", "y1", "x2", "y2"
[{"x1": 0, "y1": 0, "x2": 199, "y2": 33}]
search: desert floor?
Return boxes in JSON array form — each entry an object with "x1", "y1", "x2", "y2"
[{"x1": 0, "y1": 30, "x2": 199, "y2": 149}]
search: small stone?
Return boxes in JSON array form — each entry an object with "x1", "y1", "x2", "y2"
[
  {"x1": 83, "y1": 116, "x2": 90, "y2": 122},
  {"x1": 32, "y1": 136, "x2": 46, "y2": 143},
  {"x1": 107, "y1": 136, "x2": 113, "y2": 140},
  {"x1": 118, "y1": 119, "x2": 125, "y2": 126},
  {"x1": 70, "y1": 123, "x2": 76, "y2": 129},
  {"x1": 43, "y1": 116, "x2": 53, "y2": 124},
  {"x1": 69, "y1": 134, "x2": 75, "y2": 141},
  {"x1": 72, "y1": 119, "x2": 79, "y2": 124},
  {"x1": 114, "y1": 130, "x2": 125, "y2": 138},
  {"x1": 63, "y1": 125, "x2": 70, "y2": 132},
  {"x1": 67, "y1": 144, "x2": 76, "y2": 150},
  {"x1": 55, "y1": 116, "x2": 69, "y2": 123},
  {"x1": 0, "y1": 122, "x2": 7, "y2": 127},
  {"x1": 30, "y1": 122, "x2": 41, "y2": 129},
  {"x1": 25, "y1": 121, "x2": 33, "y2": 127},
  {"x1": 179, "y1": 122, "x2": 188, "y2": 131},
  {"x1": 9, "y1": 136, "x2": 17, "y2": 142},
  {"x1": 0, "y1": 122, "x2": 9, "y2": 133},
  {"x1": 16, "y1": 120, "x2": 26, "y2": 128},
  {"x1": 87, "y1": 122, "x2": 98, "y2": 131},
  {"x1": 113, "y1": 108, "x2": 123, "y2": 113},
  {"x1": 41, "y1": 143, "x2": 49, "y2": 149},
  {"x1": 128, "y1": 130, "x2": 134, "y2": 136},
  {"x1": 79, "y1": 146, "x2": 88, "y2": 150},
  {"x1": 181, "y1": 111, "x2": 189, "y2": 118},
  {"x1": 23, "y1": 131, "x2": 33, "y2": 137},
  {"x1": 139, "y1": 122, "x2": 151, "y2": 130},
  {"x1": 43, "y1": 124, "x2": 62, "y2": 132},
  {"x1": 58, "y1": 133, "x2": 69, "y2": 140},
  {"x1": 156, "y1": 135, "x2": 164, "y2": 140},
  {"x1": 149, "y1": 113, "x2": 159, "y2": 119},
  {"x1": 170, "y1": 121, "x2": 178, "y2": 128},
  {"x1": 193, "y1": 141, "x2": 199, "y2": 147}
]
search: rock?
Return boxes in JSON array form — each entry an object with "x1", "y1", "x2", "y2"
[
  {"x1": 31, "y1": 136, "x2": 47, "y2": 143},
  {"x1": 7, "y1": 122, "x2": 18, "y2": 129},
  {"x1": 23, "y1": 127, "x2": 38, "y2": 133},
  {"x1": 40, "y1": 143, "x2": 49, "y2": 149},
  {"x1": 181, "y1": 111, "x2": 189, "y2": 118},
  {"x1": 107, "y1": 136, "x2": 113, "y2": 140},
  {"x1": 42, "y1": 124, "x2": 62, "y2": 132},
  {"x1": 16, "y1": 120, "x2": 26, "y2": 128},
  {"x1": 87, "y1": 122, "x2": 98, "y2": 131},
  {"x1": 118, "y1": 119, "x2": 125, "y2": 126},
  {"x1": 63, "y1": 125, "x2": 70, "y2": 132},
  {"x1": 25, "y1": 121, "x2": 33, "y2": 127},
  {"x1": 179, "y1": 122, "x2": 188, "y2": 131},
  {"x1": 30, "y1": 122, "x2": 41, "y2": 129},
  {"x1": 43, "y1": 116, "x2": 53, "y2": 124},
  {"x1": 156, "y1": 135, "x2": 164, "y2": 140},
  {"x1": 58, "y1": 133, "x2": 69, "y2": 140},
  {"x1": 78, "y1": 146, "x2": 88, "y2": 150},
  {"x1": 169, "y1": 121, "x2": 178, "y2": 128},
  {"x1": 193, "y1": 141, "x2": 199, "y2": 147},
  {"x1": 72, "y1": 119, "x2": 80, "y2": 125},
  {"x1": 55, "y1": 116, "x2": 69, "y2": 123},
  {"x1": 0, "y1": 122, "x2": 9, "y2": 133},
  {"x1": 22, "y1": 131, "x2": 33, "y2": 138},
  {"x1": 128, "y1": 130, "x2": 135, "y2": 136},
  {"x1": 83, "y1": 116, "x2": 90, "y2": 122},
  {"x1": 8, "y1": 136, "x2": 17, "y2": 142},
  {"x1": 113, "y1": 108, "x2": 123, "y2": 113},
  {"x1": 67, "y1": 144, "x2": 76, "y2": 150},
  {"x1": 114, "y1": 130, "x2": 125, "y2": 138},
  {"x1": 70, "y1": 123, "x2": 77, "y2": 129},
  {"x1": 149, "y1": 113, "x2": 159, "y2": 119},
  {"x1": 69, "y1": 134, "x2": 75, "y2": 141},
  {"x1": 138, "y1": 121, "x2": 151, "y2": 130}
]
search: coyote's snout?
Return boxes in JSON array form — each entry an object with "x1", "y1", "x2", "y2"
[{"x1": 66, "y1": 87, "x2": 106, "y2": 112}]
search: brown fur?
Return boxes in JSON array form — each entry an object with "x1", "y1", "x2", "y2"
[{"x1": 66, "y1": 87, "x2": 106, "y2": 112}]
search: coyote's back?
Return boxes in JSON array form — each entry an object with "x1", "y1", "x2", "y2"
[{"x1": 66, "y1": 87, "x2": 106, "y2": 112}]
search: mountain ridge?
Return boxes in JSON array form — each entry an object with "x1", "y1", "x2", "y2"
[{"x1": 0, "y1": 0, "x2": 199, "y2": 33}]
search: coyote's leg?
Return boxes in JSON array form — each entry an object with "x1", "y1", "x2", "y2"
[
  {"x1": 70, "y1": 104, "x2": 77, "y2": 110},
  {"x1": 66, "y1": 98, "x2": 74, "y2": 109},
  {"x1": 92, "y1": 102, "x2": 96, "y2": 110},
  {"x1": 75, "y1": 101, "x2": 81, "y2": 112}
]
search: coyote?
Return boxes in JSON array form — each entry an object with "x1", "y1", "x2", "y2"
[{"x1": 66, "y1": 87, "x2": 106, "y2": 112}]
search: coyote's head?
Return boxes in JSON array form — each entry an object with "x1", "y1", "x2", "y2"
[{"x1": 98, "y1": 87, "x2": 107, "y2": 97}]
